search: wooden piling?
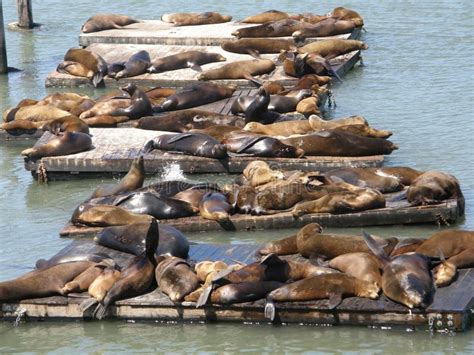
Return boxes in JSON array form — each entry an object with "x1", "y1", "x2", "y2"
[
  {"x1": 0, "y1": 0, "x2": 7, "y2": 73},
  {"x1": 16, "y1": 0, "x2": 33, "y2": 29}
]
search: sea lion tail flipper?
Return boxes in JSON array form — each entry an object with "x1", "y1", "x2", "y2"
[
  {"x1": 196, "y1": 285, "x2": 212, "y2": 308},
  {"x1": 247, "y1": 49, "x2": 261, "y2": 59},
  {"x1": 167, "y1": 133, "x2": 193, "y2": 144},
  {"x1": 188, "y1": 62, "x2": 203, "y2": 72},
  {"x1": 362, "y1": 231, "x2": 390, "y2": 263},
  {"x1": 385, "y1": 190, "x2": 407, "y2": 202},
  {"x1": 92, "y1": 72, "x2": 105, "y2": 88},
  {"x1": 80, "y1": 298, "x2": 99, "y2": 312},
  {"x1": 235, "y1": 136, "x2": 267, "y2": 154},
  {"x1": 146, "y1": 218, "x2": 160, "y2": 262},
  {"x1": 142, "y1": 139, "x2": 156, "y2": 154},
  {"x1": 248, "y1": 76, "x2": 263, "y2": 88},
  {"x1": 260, "y1": 253, "x2": 284, "y2": 265},
  {"x1": 327, "y1": 293, "x2": 343, "y2": 309},
  {"x1": 93, "y1": 303, "x2": 108, "y2": 320},
  {"x1": 218, "y1": 217, "x2": 236, "y2": 231},
  {"x1": 320, "y1": 61, "x2": 342, "y2": 83},
  {"x1": 264, "y1": 299, "x2": 276, "y2": 321}
]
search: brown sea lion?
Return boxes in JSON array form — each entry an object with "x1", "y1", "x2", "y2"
[
  {"x1": 331, "y1": 124, "x2": 393, "y2": 139},
  {"x1": 323, "y1": 168, "x2": 404, "y2": 193},
  {"x1": 81, "y1": 115, "x2": 129, "y2": 127},
  {"x1": 232, "y1": 19, "x2": 308, "y2": 38},
  {"x1": 71, "y1": 203, "x2": 153, "y2": 227},
  {"x1": 308, "y1": 115, "x2": 367, "y2": 130},
  {"x1": 265, "y1": 273, "x2": 380, "y2": 320},
  {"x1": 0, "y1": 120, "x2": 41, "y2": 135},
  {"x1": 224, "y1": 184, "x2": 257, "y2": 213},
  {"x1": 331, "y1": 7, "x2": 364, "y2": 27},
  {"x1": 363, "y1": 231, "x2": 433, "y2": 309},
  {"x1": 109, "y1": 50, "x2": 151, "y2": 80},
  {"x1": 21, "y1": 131, "x2": 92, "y2": 161},
  {"x1": 79, "y1": 98, "x2": 131, "y2": 119},
  {"x1": 0, "y1": 261, "x2": 95, "y2": 302},
  {"x1": 240, "y1": 10, "x2": 301, "y2": 24},
  {"x1": 195, "y1": 261, "x2": 230, "y2": 283},
  {"x1": 79, "y1": 267, "x2": 122, "y2": 312},
  {"x1": 37, "y1": 92, "x2": 93, "y2": 114},
  {"x1": 148, "y1": 51, "x2": 226, "y2": 73},
  {"x1": 155, "y1": 256, "x2": 199, "y2": 302},
  {"x1": 300, "y1": 13, "x2": 328, "y2": 25},
  {"x1": 369, "y1": 167, "x2": 423, "y2": 186},
  {"x1": 94, "y1": 219, "x2": 159, "y2": 319},
  {"x1": 243, "y1": 120, "x2": 313, "y2": 137},
  {"x1": 91, "y1": 156, "x2": 145, "y2": 198},
  {"x1": 60, "y1": 260, "x2": 115, "y2": 295},
  {"x1": 208, "y1": 281, "x2": 284, "y2": 305},
  {"x1": 390, "y1": 238, "x2": 426, "y2": 257},
  {"x1": 3, "y1": 104, "x2": 70, "y2": 123},
  {"x1": 221, "y1": 38, "x2": 296, "y2": 55},
  {"x1": 223, "y1": 133, "x2": 305, "y2": 158},
  {"x1": 292, "y1": 18, "x2": 356, "y2": 42},
  {"x1": 198, "y1": 59, "x2": 275, "y2": 81},
  {"x1": 298, "y1": 39, "x2": 368, "y2": 59},
  {"x1": 57, "y1": 61, "x2": 94, "y2": 80},
  {"x1": 162, "y1": 12, "x2": 232, "y2": 26},
  {"x1": 281, "y1": 130, "x2": 398, "y2": 156},
  {"x1": 189, "y1": 125, "x2": 242, "y2": 142},
  {"x1": 152, "y1": 83, "x2": 236, "y2": 113},
  {"x1": 242, "y1": 160, "x2": 284, "y2": 187},
  {"x1": 328, "y1": 252, "x2": 382, "y2": 286},
  {"x1": 407, "y1": 171, "x2": 465, "y2": 214},
  {"x1": 143, "y1": 132, "x2": 228, "y2": 159},
  {"x1": 38, "y1": 115, "x2": 90, "y2": 135},
  {"x1": 258, "y1": 234, "x2": 298, "y2": 256},
  {"x1": 172, "y1": 184, "x2": 222, "y2": 212},
  {"x1": 267, "y1": 90, "x2": 313, "y2": 113},
  {"x1": 199, "y1": 192, "x2": 233, "y2": 225},
  {"x1": 81, "y1": 13, "x2": 140, "y2": 33},
  {"x1": 296, "y1": 223, "x2": 397, "y2": 259},
  {"x1": 63, "y1": 48, "x2": 108, "y2": 87},
  {"x1": 281, "y1": 74, "x2": 331, "y2": 95},
  {"x1": 295, "y1": 96, "x2": 319, "y2": 116},
  {"x1": 134, "y1": 110, "x2": 243, "y2": 132},
  {"x1": 107, "y1": 83, "x2": 153, "y2": 119}
]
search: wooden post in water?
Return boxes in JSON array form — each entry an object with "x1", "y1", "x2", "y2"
[
  {"x1": 0, "y1": 0, "x2": 7, "y2": 73},
  {"x1": 16, "y1": 0, "x2": 34, "y2": 29}
]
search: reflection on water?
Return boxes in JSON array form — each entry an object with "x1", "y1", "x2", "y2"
[{"x1": 0, "y1": 0, "x2": 473, "y2": 351}]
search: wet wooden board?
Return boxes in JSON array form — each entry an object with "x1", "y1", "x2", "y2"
[
  {"x1": 23, "y1": 127, "x2": 384, "y2": 179},
  {"x1": 78, "y1": 20, "x2": 361, "y2": 46},
  {"x1": 46, "y1": 44, "x2": 361, "y2": 89},
  {"x1": 59, "y1": 200, "x2": 459, "y2": 236},
  {"x1": 0, "y1": 240, "x2": 472, "y2": 332}
]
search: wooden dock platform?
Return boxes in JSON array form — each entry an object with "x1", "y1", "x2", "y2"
[
  {"x1": 60, "y1": 199, "x2": 459, "y2": 236},
  {"x1": 1, "y1": 240, "x2": 472, "y2": 332},
  {"x1": 24, "y1": 126, "x2": 384, "y2": 179},
  {"x1": 78, "y1": 21, "x2": 361, "y2": 47}
]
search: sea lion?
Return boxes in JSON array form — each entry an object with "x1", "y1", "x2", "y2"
[
  {"x1": 296, "y1": 223, "x2": 397, "y2": 259},
  {"x1": 221, "y1": 38, "x2": 296, "y2": 55},
  {"x1": 172, "y1": 184, "x2": 222, "y2": 212},
  {"x1": 162, "y1": 12, "x2": 232, "y2": 26},
  {"x1": 109, "y1": 50, "x2": 151, "y2": 80},
  {"x1": 243, "y1": 120, "x2": 313, "y2": 136},
  {"x1": 71, "y1": 203, "x2": 153, "y2": 227},
  {"x1": 81, "y1": 13, "x2": 140, "y2": 33},
  {"x1": 369, "y1": 167, "x2": 423, "y2": 186},
  {"x1": 323, "y1": 168, "x2": 404, "y2": 193},
  {"x1": 143, "y1": 132, "x2": 228, "y2": 159},
  {"x1": 81, "y1": 115, "x2": 129, "y2": 127},
  {"x1": 264, "y1": 273, "x2": 380, "y2": 320},
  {"x1": 297, "y1": 39, "x2": 368, "y2": 59},
  {"x1": 152, "y1": 83, "x2": 236, "y2": 113},
  {"x1": 363, "y1": 231, "x2": 434, "y2": 309},
  {"x1": 134, "y1": 109, "x2": 244, "y2": 132},
  {"x1": 240, "y1": 10, "x2": 301, "y2": 24},
  {"x1": 223, "y1": 133, "x2": 305, "y2": 158},
  {"x1": 331, "y1": 124, "x2": 393, "y2": 139},
  {"x1": 36, "y1": 92, "x2": 93, "y2": 114},
  {"x1": 137, "y1": 180, "x2": 200, "y2": 198},
  {"x1": 199, "y1": 192, "x2": 232, "y2": 225},
  {"x1": 155, "y1": 256, "x2": 199, "y2": 302},
  {"x1": 189, "y1": 125, "x2": 242, "y2": 142},
  {"x1": 198, "y1": 59, "x2": 275, "y2": 81},
  {"x1": 94, "y1": 219, "x2": 159, "y2": 319},
  {"x1": 308, "y1": 115, "x2": 367, "y2": 130},
  {"x1": 241, "y1": 160, "x2": 284, "y2": 187},
  {"x1": 331, "y1": 7, "x2": 364, "y2": 27},
  {"x1": 300, "y1": 13, "x2": 328, "y2": 25},
  {"x1": 60, "y1": 260, "x2": 116, "y2": 295},
  {"x1": 389, "y1": 238, "x2": 426, "y2": 257},
  {"x1": 281, "y1": 74, "x2": 332, "y2": 95},
  {"x1": 63, "y1": 48, "x2": 108, "y2": 87},
  {"x1": 292, "y1": 18, "x2": 356, "y2": 42},
  {"x1": 79, "y1": 267, "x2": 122, "y2": 312},
  {"x1": 0, "y1": 261, "x2": 95, "y2": 302},
  {"x1": 57, "y1": 61, "x2": 94, "y2": 80},
  {"x1": 3, "y1": 104, "x2": 70, "y2": 123},
  {"x1": 91, "y1": 156, "x2": 145, "y2": 198},
  {"x1": 21, "y1": 131, "x2": 92, "y2": 161},
  {"x1": 208, "y1": 281, "x2": 284, "y2": 305},
  {"x1": 79, "y1": 98, "x2": 131, "y2": 119},
  {"x1": 407, "y1": 171, "x2": 465, "y2": 214},
  {"x1": 251, "y1": 182, "x2": 309, "y2": 214},
  {"x1": 232, "y1": 19, "x2": 308, "y2": 38},
  {"x1": 38, "y1": 116, "x2": 90, "y2": 135},
  {"x1": 296, "y1": 96, "x2": 320, "y2": 116},
  {"x1": 0, "y1": 120, "x2": 41, "y2": 135},
  {"x1": 281, "y1": 130, "x2": 398, "y2": 156},
  {"x1": 327, "y1": 252, "x2": 382, "y2": 286},
  {"x1": 194, "y1": 261, "x2": 230, "y2": 283},
  {"x1": 267, "y1": 90, "x2": 313, "y2": 113},
  {"x1": 224, "y1": 184, "x2": 257, "y2": 213},
  {"x1": 106, "y1": 83, "x2": 153, "y2": 119},
  {"x1": 35, "y1": 253, "x2": 112, "y2": 270},
  {"x1": 148, "y1": 51, "x2": 226, "y2": 74}
]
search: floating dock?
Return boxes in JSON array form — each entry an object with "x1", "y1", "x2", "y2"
[
  {"x1": 60, "y1": 199, "x2": 459, "y2": 236},
  {"x1": 24, "y1": 127, "x2": 384, "y2": 179},
  {"x1": 78, "y1": 21, "x2": 361, "y2": 47},
  {"x1": 1, "y1": 240, "x2": 472, "y2": 332}
]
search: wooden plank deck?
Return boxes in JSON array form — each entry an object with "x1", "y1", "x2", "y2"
[
  {"x1": 1, "y1": 240, "x2": 472, "y2": 332},
  {"x1": 23, "y1": 127, "x2": 384, "y2": 179},
  {"x1": 45, "y1": 44, "x2": 361, "y2": 89},
  {"x1": 78, "y1": 21, "x2": 361, "y2": 47},
  {"x1": 59, "y1": 199, "x2": 460, "y2": 236}
]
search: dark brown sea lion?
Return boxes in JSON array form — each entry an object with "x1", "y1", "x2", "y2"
[
  {"x1": 81, "y1": 13, "x2": 140, "y2": 33},
  {"x1": 331, "y1": 7, "x2": 364, "y2": 27},
  {"x1": 292, "y1": 18, "x2": 356, "y2": 42},
  {"x1": 95, "y1": 223, "x2": 190, "y2": 259},
  {"x1": 148, "y1": 51, "x2": 226, "y2": 73},
  {"x1": 152, "y1": 83, "x2": 236, "y2": 113},
  {"x1": 91, "y1": 156, "x2": 145, "y2": 198},
  {"x1": 143, "y1": 132, "x2": 228, "y2": 159},
  {"x1": 63, "y1": 48, "x2": 108, "y2": 87},
  {"x1": 198, "y1": 59, "x2": 275, "y2": 81},
  {"x1": 94, "y1": 219, "x2": 159, "y2": 319},
  {"x1": 60, "y1": 261, "x2": 115, "y2": 295},
  {"x1": 172, "y1": 184, "x2": 222, "y2": 212},
  {"x1": 296, "y1": 223, "x2": 397, "y2": 259},
  {"x1": 232, "y1": 19, "x2": 308, "y2": 38},
  {"x1": 240, "y1": 10, "x2": 301, "y2": 24},
  {"x1": 328, "y1": 252, "x2": 382, "y2": 287},
  {"x1": 281, "y1": 130, "x2": 398, "y2": 156},
  {"x1": 38, "y1": 115, "x2": 90, "y2": 135},
  {"x1": 407, "y1": 171, "x2": 465, "y2": 214},
  {"x1": 243, "y1": 120, "x2": 313, "y2": 136},
  {"x1": 363, "y1": 231, "x2": 434, "y2": 309},
  {"x1": 109, "y1": 50, "x2": 151, "y2": 80},
  {"x1": 298, "y1": 39, "x2": 368, "y2": 59},
  {"x1": 21, "y1": 131, "x2": 92, "y2": 161},
  {"x1": 0, "y1": 261, "x2": 95, "y2": 302},
  {"x1": 162, "y1": 12, "x2": 232, "y2": 26},
  {"x1": 264, "y1": 273, "x2": 380, "y2": 320},
  {"x1": 323, "y1": 168, "x2": 404, "y2": 193},
  {"x1": 71, "y1": 204, "x2": 153, "y2": 227},
  {"x1": 81, "y1": 115, "x2": 129, "y2": 127},
  {"x1": 134, "y1": 110, "x2": 244, "y2": 132},
  {"x1": 199, "y1": 192, "x2": 232, "y2": 224},
  {"x1": 109, "y1": 83, "x2": 153, "y2": 119},
  {"x1": 233, "y1": 89, "x2": 312, "y2": 115},
  {"x1": 208, "y1": 281, "x2": 283, "y2": 305},
  {"x1": 155, "y1": 256, "x2": 199, "y2": 302},
  {"x1": 221, "y1": 38, "x2": 296, "y2": 55},
  {"x1": 223, "y1": 133, "x2": 305, "y2": 158}
]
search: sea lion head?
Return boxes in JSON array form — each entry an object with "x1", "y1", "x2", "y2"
[
  {"x1": 434, "y1": 261, "x2": 457, "y2": 287},
  {"x1": 356, "y1": 281, "x2": 380, "y2": 299},
  {"x1": 120, "y1": 83, "x2": 137, "y2": 96}
]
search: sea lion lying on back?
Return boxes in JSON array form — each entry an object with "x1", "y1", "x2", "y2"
[
  {"x1": 81, "y1": 13, "x2": 140, "y2": 33},
  {"x1": 162, "y1": 12, "x2": 232, "y2": 26}
]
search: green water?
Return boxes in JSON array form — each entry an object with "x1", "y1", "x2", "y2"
[{"x1": 0, "y1": 0, "x2": 473, "y2": 352}]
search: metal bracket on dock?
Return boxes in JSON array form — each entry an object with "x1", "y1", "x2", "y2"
[{"x1": 428, "y1": 313, "x2": 456, "y2": 335}]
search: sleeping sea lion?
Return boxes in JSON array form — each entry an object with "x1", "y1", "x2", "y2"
[
  {"x1": 148, "y1": 51, "x2": 226, "y2": 73},
  {"x1": 327, "y1": 252, "x2": 382, "y2": 286},
  {"x1": 240, "y1": 10, "x2": 301, "y2": 24},
  {"x1": 172, "y1": 184, "x2": 222, "y2": 212},
  {"x1": 60, "y1": 260, "x2": 116, "y2": 295},
  {"x1": 63, "y1": 48, "x2": 108, "y2": 87},
  {"x1": 199, "y1": 192, "x2": 232, "y2": 225},
  {"x1": 297, "y1": 39, "x2": 368, "y2": 59},
  {"x1": 81, "y1": 13, "x2": 140, "y2": 33},
  {"x1": 198, "y1": 59, "x2": 275, "y2": 81},
  {"x1": 221, "y1": 38, "x2": 296, "y2": 55},
  {"x1": 223, "y1": 133, "x2": 305, "y2": 158},
  {"x1": 79, "y1": 267, "x2": 122, "y2": 312},
  {"x1": 79, "y1": 98, "x2": 131, "y2": 119},
  {"x1": 38, "y1": 116, "x2": 90, "y2": 135},
  {"x1": 258, "y1": 224, "x2": 323, "y2": 255},
  {"x1": 162, "y1": 12, "x2": 232, "y2": 26},
  {"x1": 232, "y1": 19, "x2": 308, "y2": 38},
  {"x1": 71, "y1": 203, "x2": 153, "y2": 227},
  {"x1": 109, "y1": 50, "x2": 151, "y2": 80},
  {"x1": 3, "y1": 104, "x2": 70, "y2": 123},
  {"x1": 155, "y1": 256, "x2": 199, "y2": 302},
  {"x1": 331, "y1": 7, "x2": 364, "y2": 27},
  {"x1": 189, "y1": 125, "x2": 242, "y2": 142},
  {"x1": 292, "y1": 18, "x2": 356, "y2": 42},
  {"x1": 81, "y1": 115, "x2": 129, "y2": 127}
]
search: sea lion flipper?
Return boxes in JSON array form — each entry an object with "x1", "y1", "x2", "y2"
[
  {"x1": 92, "y1": 72, "x2": 104, "y2": 88},
  {"x1": 248, "y1": 76, "x2": 263, "y2": 88},
  {"x1": 93, "y1": 303, "x2": 107, "y2": 320},
  {"x1": 246, "y1": 49, "x2": 261, "y2": 59},
  {"x1": 196, "y1": 285, "x2": 212, "y2": 308},
  {"x1": 362, "y1": 231, "x2": 390, "y2": 264},
  {"x1": 264, "y1": 299, "x2": 276, "y2": 321},
  {"x1": 321, "y1": 61, "x2": 342, "y2": 83},
  {"x1": 167, "y1": 133, "x2": 193, "y2": 144},
  {"x1": 79, "y1": 298, "x2": 99, "y2": 312},
  {"x1": 327, "y1": 293, "x2": 343, "y2": 309},
  {"x1": 188, "y1": 62, "x2": 202, "y2": 72},
  {"x1": 235, "y1": 136, "x2": 266, "y2": 154},
  {"x1": 260, "y1": 253, "x2": 284, "y2": 265},
  {"x1": 142, "y1": 139, "x2": 156, "y2": 154},
  {"x1": 145, "y1": 218, "x2": 159, "y2": 261}
]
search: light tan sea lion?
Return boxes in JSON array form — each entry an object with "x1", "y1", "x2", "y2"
[
  {"x1": 243, "y1": 120, "x2": 314, "y2": 137},
  {"x1": 155, "y1": 256, "x2": 200, "y2": 302},
  {"x1": 81, "y1": 13, "x2": 140, "y2": 33},
  {"x1": 240, "y1": 10, "x2": 301, "y2": 24},
  {"x1": 198, "y1": 59, "x2": 275, "y2": 81},
  {"x1": 328, "y1": 252, "x2": 382, "y2": 286},
  {"x1": 298, "y1": 39, "x2": 368, "y2": 59},
  {"x1": 21, "y1": 131, "x2": 92, "y2": 160},
  {"x1": 71, "y1": 204, "x2": 153, "y2": 227},
  {"x1": 162, "y1": 12, "x2": 232, "y2": 26},
  {"x1": 63, "y1": 48, "x2": 108, "y2": 87}
]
